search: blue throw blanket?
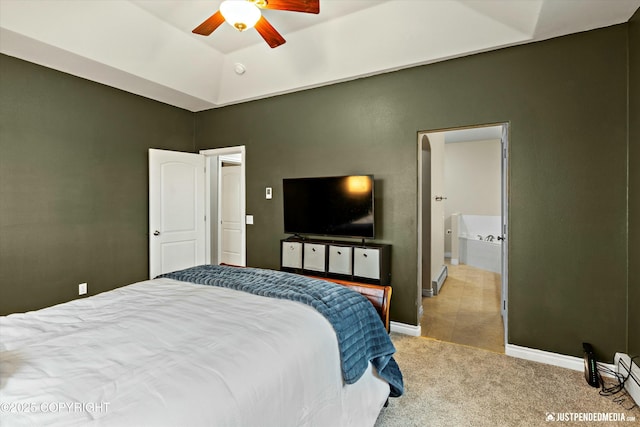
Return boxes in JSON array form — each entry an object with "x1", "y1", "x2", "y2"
[{"x1": 158, "y1": 265, "x2": 403, "y2": 397}]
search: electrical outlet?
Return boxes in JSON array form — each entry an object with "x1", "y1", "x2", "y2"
[{"x1": 78, "y1": 282, "x2": 87, "y2": 296}]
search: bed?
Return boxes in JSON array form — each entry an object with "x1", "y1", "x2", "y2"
[{"x1": 0, "y1": 265, "x2": 403, "y2": 426}]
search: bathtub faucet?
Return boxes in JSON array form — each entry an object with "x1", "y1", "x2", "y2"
[
  {"x1": 485, "y1": 235, "x2": 495, "y2": 242},
  {"x1": 477, "y1": 235, "x2": 483, "y2": 240}
]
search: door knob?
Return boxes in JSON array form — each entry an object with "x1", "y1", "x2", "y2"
[{"x1": 153, "y1": 230, "x2": 160, "y2": 236}]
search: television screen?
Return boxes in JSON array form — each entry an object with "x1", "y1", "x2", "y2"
[{"x1": 283, "y1": 175, "x2": 375, "y2": 238}]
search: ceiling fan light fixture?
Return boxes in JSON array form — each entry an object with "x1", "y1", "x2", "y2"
[{"x1": 220, "y1": 0, "x2": 261, "y2": 32}]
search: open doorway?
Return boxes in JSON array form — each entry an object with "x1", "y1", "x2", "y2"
[
  {"x1": 417, "y1": 124, "x2": 508, "y2": 353},
  {"x1": 200, "y1": 146, "x2": 247, "y2": 267}
]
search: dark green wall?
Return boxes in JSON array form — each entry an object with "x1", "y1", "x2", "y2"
[
  {"x1": 628, "y1": 9, "x2": 640, "y2": 358},
  {"x1": 0, "y1": 55, "x2": 194, "y2": 314},
  {"x1": 195, "y1": 25, "x2": 630, "y2": 360},
  {"x1": 1, "y1": 19, "x2": 636, "y2": 362}
]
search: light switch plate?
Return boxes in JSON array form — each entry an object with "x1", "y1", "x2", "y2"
[
  {"x1": 246, "y1": 215, "x2": 254, "y2": 225},
  {"x1": 266, "y1": 187, "x2": 272, "y2": 199}
]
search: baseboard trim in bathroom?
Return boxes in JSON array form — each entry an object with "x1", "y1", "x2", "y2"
[{"x1": 431, "y1": 265, "x2": 448, "y2": 295}]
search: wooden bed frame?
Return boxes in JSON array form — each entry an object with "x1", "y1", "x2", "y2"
[
  {"x1": 295, "y1": 276, "x2": 391, "y2": 333},
  {"x1": 220, "y1": 264, "x2": 391, "y2": 332}
]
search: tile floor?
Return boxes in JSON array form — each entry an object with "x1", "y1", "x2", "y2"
[{"x1": 420, "y1": 261, "x2": 505, "y2": 353}]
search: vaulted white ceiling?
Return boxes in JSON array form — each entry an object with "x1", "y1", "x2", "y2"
[{"x1": 1, "y1": 0, "x2": 638, "y2": 112}]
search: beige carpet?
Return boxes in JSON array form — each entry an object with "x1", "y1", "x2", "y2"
[{"x1": 375, "y1": 334, "x2": 639, "y2": 427}]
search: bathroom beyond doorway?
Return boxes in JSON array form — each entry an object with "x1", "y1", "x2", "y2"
[{"x1": 421, "y1": 262, "x2": 504, "y2": 353}]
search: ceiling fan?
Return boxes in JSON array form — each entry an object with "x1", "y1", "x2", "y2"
[{"x1": 192, "y1": 0, "x2": 320, "y2": 49}]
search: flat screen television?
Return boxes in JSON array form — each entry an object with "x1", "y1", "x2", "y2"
[{"x1": 283, "y1": 175, "x2": 375, "y2": 239}]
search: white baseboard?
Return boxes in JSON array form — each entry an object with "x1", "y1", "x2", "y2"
[
  {"x1": 431, "y1": 265, "x2": 448, "y2": 296},
  {"x1": 506, "y1": 344, "x2": 585, "y2": 371},
  {"x1": 615, "y1": 353, "x2": 640, "y2": 406},
  {"x1": 390, "y1": 321, "x2": 421, "y2": 336},
  {"x1": 505, "y1": 344, "x2": 615, "y2": 375}
]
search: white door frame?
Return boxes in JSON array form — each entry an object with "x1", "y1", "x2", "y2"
[
  {"x1": 200, "y1": 146, "x2": 246, "y2": 266},
  {"x1": 417, "y1": 123, "x2": 509, "y2": 350},
  {"x1": 500, "y1": 124, "x2": 509, "y2": 347}
]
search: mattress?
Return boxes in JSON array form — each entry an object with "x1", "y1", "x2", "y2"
[{"x1": 0, "y1": 278, "x2": 390, "y2": 426}]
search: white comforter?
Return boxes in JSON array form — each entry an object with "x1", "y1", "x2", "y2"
[{"x1": 0, "y1": 278, "x2": 389, "y2": 427}]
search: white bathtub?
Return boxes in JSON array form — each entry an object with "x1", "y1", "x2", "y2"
[
  {"x1": 450, "y1": 214, "x2": 502, "y2": 273},
  {"x1": 459, "y1": 234, "x2": 501, "y2": 273}
]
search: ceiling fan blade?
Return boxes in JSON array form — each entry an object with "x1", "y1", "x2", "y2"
[
  {"x1": 255, "y1": 16, "x2": 286, "y2": 48},
  {"x1": 192, "y1": 10, "x2": 225, "y2": 36},
  {"x1": 257, "y1": 0, "x2": 319, "y2": 14}
]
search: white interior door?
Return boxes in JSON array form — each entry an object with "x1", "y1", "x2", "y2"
[
  {"x1": 220, "y1": 164, "x2": 242, "y2": 265},
  {"x1": 149, "y1": 149, "x2": 205, "y2": 279},
  {"x1": 420, "y1": 135, "x2": 432, "y2": 297},
  {"x1": 429, "y1": 133, "x2": 447, "y2": 289}
]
